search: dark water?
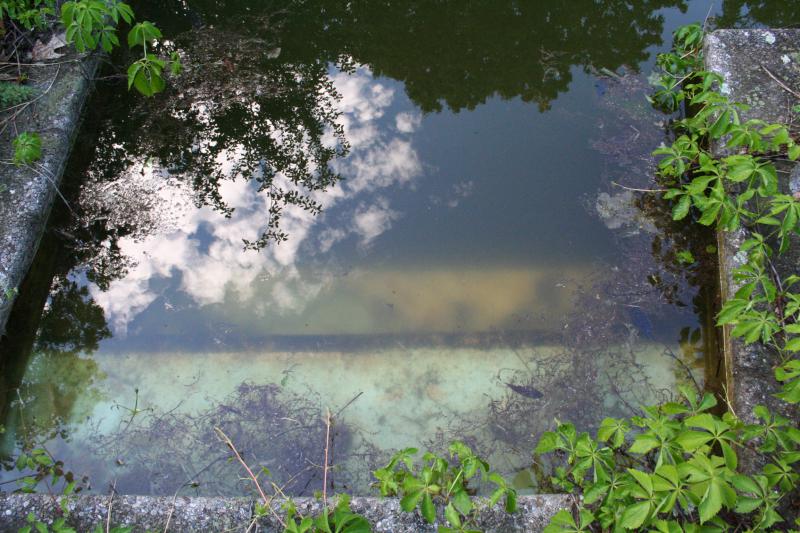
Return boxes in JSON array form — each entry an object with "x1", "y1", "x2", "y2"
[{"x1": 1, "y1": 0, "x2": 798, "y2": 497}]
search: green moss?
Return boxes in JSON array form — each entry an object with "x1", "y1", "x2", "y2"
[{"x1": 0, "y1": 81, "x2": 36, "y2": 109}]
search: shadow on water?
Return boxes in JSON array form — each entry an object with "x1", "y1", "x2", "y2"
[{"x1": 3, "y1": 0, "x2": 791, "y2": 496}]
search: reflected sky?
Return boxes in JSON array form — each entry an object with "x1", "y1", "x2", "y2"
[
  {"x1": 0, "y1": 0, "x2": 749, "y2": 496},
  {"x1": 88, "y1": 64, "x2": 612, "y2": 339}
]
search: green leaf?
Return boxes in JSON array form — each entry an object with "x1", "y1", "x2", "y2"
[
  {"x1": 629, "y1": 434, "x2": 660, "y2": 454},
  {"x1": 535, "y1": 431, "x2": 560, "y2": 454},
  {"x1": 444, "y1": 503, "x2": 461, "y2": 528},
  {"x1": 13, "y1": 132, "x2": 42, "y2": 166},
  {"x1": 620, "y1": 500, "x2": 651, "y2": 530},
  {"x1": 505, "y1": 488, "x2": 517, "y2": 513},
  {"x1": 127, "y1": 20, "x2": 162, "y2": 47},
  {"x1": 400, "y1": 489, "x2": 424, "y2": 512},
  {"x1": 420, "y1": 492, "x2": 435, "y2": 524},
  {"x1": 675, "y1": 430, "x2": 713, "y2": 452},
  {"x1": 698, "y1": 480, "x2": 724, "y2": 523},
  {"x1": 672, "y1": 194, "x2": 692, "y2": 220}
]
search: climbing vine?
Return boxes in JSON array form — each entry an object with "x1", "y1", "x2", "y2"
[{"x1": 537, "y1": 23, "x2": 800, "y2": 532}]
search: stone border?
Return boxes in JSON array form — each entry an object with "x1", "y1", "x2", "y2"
[
  {"x1": 705, "y1": 28, "x2": 800, "y2": 469},
  {"x1": 0, "y1": 494, "x2": 572, "y2": 532},
  {"x1": 0, "y1": 50, "x2": 101, "y2": 334}
]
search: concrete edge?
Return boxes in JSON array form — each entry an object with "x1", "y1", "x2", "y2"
[
  {"x1": 0, "y1": 494, "x2": 573, "y2": 532},
  {"x1": 0, "y1": 52, "x2": 101, "y2": 334},
  {"x1": 704, "y1": 29, "x2": 800, "y2": 464}
]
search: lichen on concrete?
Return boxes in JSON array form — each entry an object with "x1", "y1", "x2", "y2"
[
  {"x1": 0, "y1": 51, "x2": 100, "y2": 334},
  {"x1": 705, "y1": 29, "x2": 800, "y2": 471},
  {"x1": 0, "y1": 494, "x2": 572, "y2": 532}
]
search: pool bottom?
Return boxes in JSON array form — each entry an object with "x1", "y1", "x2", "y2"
[{"x1": 2, "y1": 341, "x2": 698, "y2": 496}]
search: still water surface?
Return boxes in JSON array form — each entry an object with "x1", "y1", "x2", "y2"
[{"x1": 2, "y1": 0, "x2": 798, "y2": 496}]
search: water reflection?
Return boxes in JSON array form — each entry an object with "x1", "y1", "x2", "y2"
[
  {"x1": 147, "y1": 0, "x2": 690, "y2": 112},
  {"x1": 0, "y1": 0, "x2": 744, "y2": 496},
  {"x1": 717, "y1": 0, "x2": 800, "y2": 27}
]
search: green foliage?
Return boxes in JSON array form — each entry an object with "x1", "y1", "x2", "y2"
[
  {"x1": 12, "y1": 131, "x2": 41, "y2": 165},
  {"x1": 538, "y1": 386, "x2": 800, "y2": 532},
  {"x1": 0, "y1": 0, "x2": 55, "y2": 30},
  {"x1": 57, "y1": 0, "x2": 177, "y2": 97},
  {"x1": 0, "y1": 81, "x2": 36, "y2": 108},
  {"x1": 283, "y1": 495, "x2": 371, "y2": 533},
  {"x1": 372, "y1": 441, "x2": 516, "y2": 530},
  {"x1": 540, "y1": 20, "x2": 800, "y2": 533},
  {"x1": 650, "y1": 21, "x2": 800, "y2": 403}
]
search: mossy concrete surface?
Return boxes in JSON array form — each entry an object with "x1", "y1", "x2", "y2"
[
  {"x1": 0, "y1": 494, "x2": 572, "y2": 532},
  {"x1": 705, "y1": 29, "x2": 800, "y2": 471},
  {"x1": 0, "y1": 51, "x2": 100, "y2": 334}
]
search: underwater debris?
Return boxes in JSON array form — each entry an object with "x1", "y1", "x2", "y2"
[{"x1": 504, "y1": 382, "x2": 543, "y2": 399}]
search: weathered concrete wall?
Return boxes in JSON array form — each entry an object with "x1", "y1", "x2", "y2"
[
  {"x1": 0, "y1": 494, "x2": 572, "y2": 532},
  {"x1": 705, "y1": 29, "x2": 800, "y2": 469},
  {"x1": 0, "y1": 52, "x2": 100, "y2": 334}
]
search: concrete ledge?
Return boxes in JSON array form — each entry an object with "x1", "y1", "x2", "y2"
[
  {"x1": 0, "y1": 494, "x2": 572, "y2": 532},
  {"x1": 705, "y1": 29, "x2": 800, "y2": 469},
  {"x1": 0, "y1": 51, "x2": 100, "y2": 334}
]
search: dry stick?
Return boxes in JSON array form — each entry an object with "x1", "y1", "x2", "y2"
[
  {"x1": 214, "y1": 427, "x2": 286, "y2": 528},
  {"x1": 31, "y1": 161, "x2": 79, "y2": 218},
  {"x1": 0, "y1": 58, "x2": 81, "y2": 67},
  {"x1": 611, "y1": 180, "x2": 668, "y2": 193},
  {"x1": 334, "y1": 391, "x2": 363, "y2": 419},
  {"x1": 162, "y1": 480, "x2": 196, "y2": 533},
  {"x1": 106, "y1": 480, "x2": 117, "y2": 533},
  {"x1": 322, "y1": 409, "x2": 332, "y2": 508},
  {"x1": 702, "y1": 1, "x2": 715, "y2": 31},
  {"x1": 761, "y1": 64, "x2": 800, "y2": 101}
]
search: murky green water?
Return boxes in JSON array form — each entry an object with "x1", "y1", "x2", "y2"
[{"x1": 2, "y1": 0, "x2": 798, "y2": 497}]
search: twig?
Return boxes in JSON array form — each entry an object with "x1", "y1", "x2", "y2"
[
  {"x1": 106, "y1": 481, "x2": 116, "y2": 533},
  {"x1": 333, "y1": 391, "x2": 363, "y2": 419},
  {"x1": 760, "y1": 64, "x2": 800, "y2": 101},
  {"x1": 611, "y1": 180, "x2": 667, "y2": 193},
  {"x1": 0, "y1": 58, "x2": 80, "y2": 67},
  {"x1": 0, "y1": 64, "x2": 60, "y2": 137},
  {"x1": 722, "y1": 382, "x2": 738, "y2": 419},
  {"x1": 322, "y1": 409, "x2": 332, "y2": 507},
  {"x1": 214, "y1": 427, "x2": 285, "y2": 528},
  {"x1": 661, "y1": 346, "x2": 702, "y2": 392},
  {"x1": 702, "y1": 2, "x2": 715, "y2": 31}
]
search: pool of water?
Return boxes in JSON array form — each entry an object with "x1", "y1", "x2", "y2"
[{"x1": 2, "y1": 0, "x2": 797, "y2": 497}]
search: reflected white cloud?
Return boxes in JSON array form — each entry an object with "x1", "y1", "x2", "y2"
[
  {"x1": 90, "y1": 65, "x2": 423, "y2": 334},
  {"x1": 353, "y1": 198, "x2": 399, "y2": 247},
  {"x1": 395, "y1": 111, "x2": 422, "y2": 133}
]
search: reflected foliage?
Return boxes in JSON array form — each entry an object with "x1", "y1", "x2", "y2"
[
  {"x1": 84, "y1": 50, "x2": 347, "y2": 251},
  {"x1": 717, "y1": 0, "x2": 800, "y2": 27},
  {"x1": 73, "y1": 0, "x2": 694, "y2": 256},
  {"x1": 35, "y1": 279, "x2": 110, "y2": 355},
  {"x1": 154, "y1": 0, "x2": 689, "y2": 113}
]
